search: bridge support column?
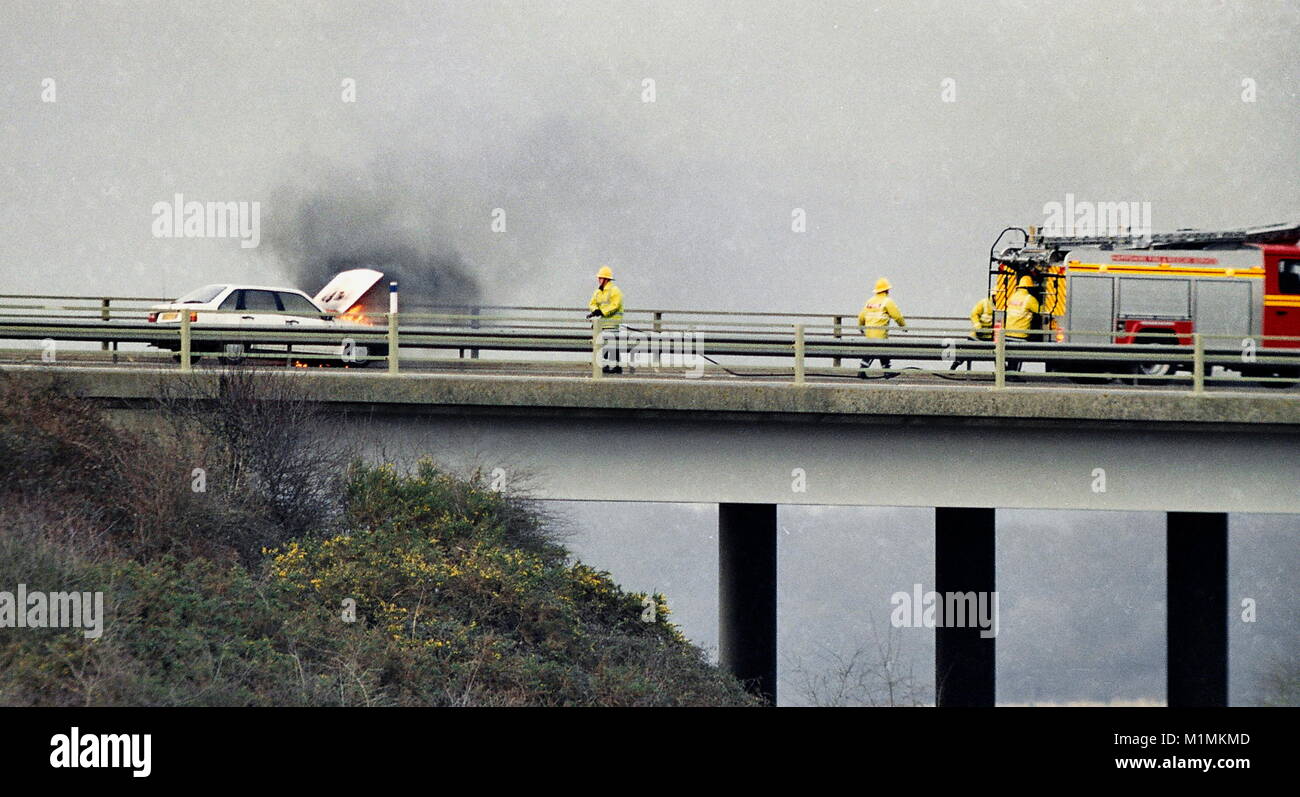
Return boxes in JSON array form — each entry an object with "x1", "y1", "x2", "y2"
[
  {"x1": 935, "y1": 507, "x2": 996, "y2": 706},
  {"x1": 718, "y1": 503, "x2": 777, "y2": 703},
  {"x1": 1167, "y1": 512, "x2": 1227, "y2": 707}
]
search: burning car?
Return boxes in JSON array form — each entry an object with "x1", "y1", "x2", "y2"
[{"x1": 147, "y1": 269, "x2": 387, "y2": 365}]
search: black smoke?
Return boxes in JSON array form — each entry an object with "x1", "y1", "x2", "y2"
[{"x1": 266, "y1": 172, "x2": 482, "y2": 310}]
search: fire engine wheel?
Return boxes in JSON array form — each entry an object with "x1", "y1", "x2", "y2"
[
  {"x1": 1127, "y1": 337, "x2": 1181, "y2": 386},
  {"x1": 1127, "y1": 361, "x2": 1179, "y2": 386}
]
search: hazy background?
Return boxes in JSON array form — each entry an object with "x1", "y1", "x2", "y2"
[
  {"x1": 2, "y1": 0, "x2": 1296, "y2": 704},
  {"x1": 560, "y1": 503, "x2": 1297, "y2": 705}
]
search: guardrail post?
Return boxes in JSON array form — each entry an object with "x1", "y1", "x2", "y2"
[
  {"x1": 993, "y1": 323, "x2": 1005, "y2": 390},
  {"x1": 471, "y1": 305, "x2": 480, "y2": 360},
  {"x1": 179, "y1": 310, "x2": 192, "y2": 372},
  {"x1": 646, "y1": 313, "x2": 664, "y2": 367},
  {"x1": 387, "y1": 312, "x2": 399, "y2": 374},
  {"x1": 832, "y1": 315, "x2": 842, "y2": 368},
  {"x1": 100, "y1": 298, "x2": 120, "y2": 362},
  {"x1": 1192, "y1": 333, "x2": 1205, "y2": 395},
  {"x1": 387, "y1": 281, "x2": 400, "y2": 375},
  {"x1": 100, "y1": 298, "x2": 110, "y2": 353},
  {"x1": 794, "y1": 324, "x2": 805, "y2": 384},
  {"x1": 591, "y1": 317, "x2": 603, "y2": 379}
]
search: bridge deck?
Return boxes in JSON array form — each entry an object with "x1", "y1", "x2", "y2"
[{"x1": 9, "y1": 365, "x2": 1298, "y2": 513}]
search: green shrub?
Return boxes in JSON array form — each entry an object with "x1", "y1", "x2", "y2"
[{"x1": 0, "y1": 378, "x2": 757, "y2": 706}]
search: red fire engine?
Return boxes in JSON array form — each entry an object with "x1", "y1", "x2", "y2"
[{"x1": 986, "y1": 222, "x2": 1300, "y2": 381}]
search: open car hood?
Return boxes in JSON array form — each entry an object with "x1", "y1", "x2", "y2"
[{"x1": 314, "y1": 268, "x2": 385, "y2": 313}]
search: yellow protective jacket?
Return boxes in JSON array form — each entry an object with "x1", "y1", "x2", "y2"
[
  {"x1": 970, "y1": 296, "x2": 995, "y2": 339},
  {"x1": 857, "y1": 292, "x2": 906, "y2": 339},
  {"x1": 588, "y1": 282, "x2": 624, "y2": 327},
  {"x1": 1005, "y1": 289, "x2": 1039, "y2": 339}
]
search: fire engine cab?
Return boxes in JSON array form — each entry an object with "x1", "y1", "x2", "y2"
[{"x1": 986, "y1": 221, "x2": 1300, "y2": 382}]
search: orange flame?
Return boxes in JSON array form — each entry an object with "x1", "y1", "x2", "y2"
[{"x1": 338, "y1": 303, "x2": 374, "y2": 325}]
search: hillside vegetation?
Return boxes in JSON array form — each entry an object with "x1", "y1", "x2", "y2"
[{"x1": 0, "y1": 372, "x2": 758, "y2": 706}]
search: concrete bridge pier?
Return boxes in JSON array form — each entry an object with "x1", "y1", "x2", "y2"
[
  {"x1": 1167, "y1": 511, "x2": 1227, "y2": 707},
  {"x1": 935, "y1": 507, "x2": 996, "y2": 706},
  {"x1": 718, "y1": 503, "x2": 778, "y2": 703}
]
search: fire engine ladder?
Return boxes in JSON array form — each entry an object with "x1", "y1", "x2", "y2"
[
  {"x1": 1009, "y1": 221, "x2": 1300, "y2": 344},
  {"x1": 1035, "y1": 221, "x2": 1300, "y2": 251}
]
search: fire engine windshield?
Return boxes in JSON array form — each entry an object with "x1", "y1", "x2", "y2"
[{"x1": 1279, "y1": 260, "x2": 1300, "y2": 294}]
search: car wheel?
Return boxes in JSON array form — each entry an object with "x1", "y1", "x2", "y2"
[
  {"x1": 354, "y1": 344, "x2": 387, "y2": 368},
  {"x1": 218, "y1": 342, "x2": 246, "y2": 365}
]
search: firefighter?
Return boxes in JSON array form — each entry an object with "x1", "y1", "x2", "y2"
[
  {"x1": 970, "y1": 294, "x2": 996, "y2": 340},
  {"x1": 1006, "y1": 275, "x2": 1039, "y2": 340},
  {"x1": 1005, "y1": 274, "x2": 1040, "y2": 374},
  {"x1": 857, "y1": 277, "x2": 906, "y2": 378},
  {"x1": 951, "y1": 293, "x2": 997, "y2": 370},
  {"x1": 587, "y1": 265, "x2": 625, "y2": 373}
]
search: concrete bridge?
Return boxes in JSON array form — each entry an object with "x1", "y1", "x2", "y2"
[{"x1": 13, "y1": 365, "x2": 1299, "y2": 705}]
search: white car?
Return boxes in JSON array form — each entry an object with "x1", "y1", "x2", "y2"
[{"x1": 147, "y1": 272, "x2": 385, "y2": 365}]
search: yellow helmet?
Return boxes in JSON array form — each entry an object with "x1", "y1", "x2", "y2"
[
  {"x1": 874, "y1": 277, "x2": 892, "y2": 292},
  {"x1": 596, "y1": 266, "x2": 614, "y2": 280},
  {"x1": 1017, "y1": 275, "x2": 1035, "y2": 289}
]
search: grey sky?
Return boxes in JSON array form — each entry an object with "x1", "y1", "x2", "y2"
[
  {"x1": 3, "y1": 1, "x2": 1296, "y2": 308},
  {"x1": 2, "y1": 1, "x2": 1295, "y2": 705}
]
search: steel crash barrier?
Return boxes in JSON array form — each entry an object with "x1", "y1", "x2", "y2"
[{"x1": 0, "y1": 293, "x2": 1298, "y2": 393}]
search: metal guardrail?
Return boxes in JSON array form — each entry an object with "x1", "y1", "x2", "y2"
[{"x1": 1, "y1": 294, "x2": 1298, "y2": 393}]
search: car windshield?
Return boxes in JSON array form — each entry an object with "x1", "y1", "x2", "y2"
[{"x1": 175, "y1": 284, "x2": 227, "y2": 304}]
